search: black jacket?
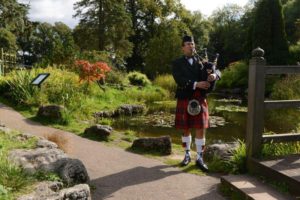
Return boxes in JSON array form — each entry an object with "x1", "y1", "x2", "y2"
[{"x1": 172, "y1": 56, "x2": 220, "y2": 99}]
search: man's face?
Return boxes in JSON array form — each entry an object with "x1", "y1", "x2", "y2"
[{"x1": 182, "y1": 42, "x2": 195, "y2": 56}]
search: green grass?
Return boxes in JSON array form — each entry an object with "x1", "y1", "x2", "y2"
[
  {"x1": 262, "y1": 141, "x2": 300, "y2": 159},
  {"x1": 0, "y1": 130, "x2": 62, "y2": 199},
  {"x1": 208, "y1": 140, "x2": 247, "y2": 174},
  {"x1": 0, "y1": 130, "x2": 36, "y2": 199}
]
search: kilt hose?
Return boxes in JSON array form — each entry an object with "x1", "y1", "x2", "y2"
[{"x1": 175, "y1": 90, "x2": 209, "y2": 129}]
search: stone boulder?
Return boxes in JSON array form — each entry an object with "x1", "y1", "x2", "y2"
[
  {"x1": 59, "y1": 159, "x2": 90, "y2": 186},
  {"x1": 204, "y1": 141, "x2": 240, "y2": 161},
  {"x1": 9, "y1": 147, "x2": 89, "y2": 185},
  {"x1": 9, "y1": 148, "x2": 67, "y2": 173},
  {"x1": 37, "y1": 139, "x2": 58, "y2": 149},
  {"x1": 84, "y1": 125, "x2": 113, "y2": 139},
  {"x1": 131, "y1": 136, "x2": 172, "y2": 155},
  {"x1": 93, "y1": 104, "x2": 145, "y2": 118},
  {"x1": 17, "y1": 182, "x2": 91, "y2": 200},
  {"x1": 113, "y1": 104, "x2": 145, "y2": 117},
  {"x1": 37, "y1": 105, "x2": 64, "y2": 121},
  {"x1": 93, "y1": 111, "x2": 114, "y2": 118}
]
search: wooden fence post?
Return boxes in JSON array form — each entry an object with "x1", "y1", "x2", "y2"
[{"x1": 246, "y1": 47, "x2": 266, "y2": 159}]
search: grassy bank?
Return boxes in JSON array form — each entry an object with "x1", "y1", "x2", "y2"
[{"x1": 0, "y1": 130, "x2": 61, "y2": 200}]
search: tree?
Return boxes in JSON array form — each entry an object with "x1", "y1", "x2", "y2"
[
  {"x1": 125, "y1": 0, "x2": 185, "y2": 72},
  {"x1": 284, "y1": 0, "x2": 300, "y2": 43},
  {"x1": 144, "y1": 20, "x2": 183, "y2": 78},
  {"x1": 0, "y1": 28, "x2": 17, "y2": 51},
  {"x1": 30, "y1": 22, "x2": 77, "y2": 66},
  {"x1": 208, "y1": 4, "x2": 246, "y2": 68},
  {"x1": 74, "y1": 0, "x2": 133, "y2": 65},
  {"x1": 0, "y1": 0, "x2": 29, "y2": 35},
  {"x1": 252, "y1": 0, "x2": 289, "y2": 65}
]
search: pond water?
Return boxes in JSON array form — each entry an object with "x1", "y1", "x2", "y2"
[{"x1": 112, "y1": 94, "x2": 300, "y2": 145}]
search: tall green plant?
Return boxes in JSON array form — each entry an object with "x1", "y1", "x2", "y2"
[
  {"x1": 252, "y1": 0, "x2": 289, "y2": 65},
  {"x1": 5, "y1": 70, "x2": 38, "y2": 104}
]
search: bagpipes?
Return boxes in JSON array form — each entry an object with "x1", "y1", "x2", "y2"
[
  {"x1": 187, "y1": 48, "x2": 220, "y2": 116},
  {"x1": 193, "y1": 48, "x2": 220, "y2": 79}
]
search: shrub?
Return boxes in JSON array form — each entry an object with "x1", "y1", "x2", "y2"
[
  {"x1": 105, "y1": 68, "x2": 126, "y2": 85},
  {"x1": 217, "y1": 61, "x2": 248, "y2": 89},
  {"x1": 4, "y1": 70, "x2": 38, "y2": 104},
  {"x1": 127, "y1": 71, "x2": 151, "y2": 86},
  {"x1": 289, "y1": 42, "x2": 300, "y2": 64},
  {"x1": 153, "y1": 74, "x2": 176, "y2": 96},
  {"x1": 271, "y1": 74, "x2": 300, "y2": 100}
]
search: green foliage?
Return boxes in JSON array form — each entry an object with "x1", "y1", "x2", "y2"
[
  {"x1": 0, "y1": 28, "x2": 17, "y2": 51},
  {"x1": 125, "y1": 0, "x2": 185, "y2": 72},
  {"x1": 144, "y1": 20, "x2": 184, "y2": 78},
  {"x1": 30, "y1": 22, "x2": 77, "y2": 67},
  {"x1": 0, "y1": 131, "x2": 36, "y2": 198},
  {"x1": 289, "y1": 41, "x2": 300, "y2": 64},
  {"x1": 209, "y1": 4, "x2": 246, "y2": 67},
  {"x1": 262, "y1": 141, "x2": 300, "y2": 158},
  {"x1": 252, "y1": 0, "x2": 289, "y2": 65},
  {"x1": 76, "y1": 50, "x2": 112, "y2": 66},
  {"x1": 33, "y1": 171, "x2": 62, "y2": 182},
  {"x1": 3, "y1": 67, "x2": 84, "y2": 107},
  {"x1": 153, "y1": 74, "x2": 176, "y2": 96},
  {"x1": 4, "y1": 70, "x2": 38, "y2": 104},
  {"x1": 217, "y1": 61, "x2": 248, "y2": 89},
  {"x1": 284, "y1": 0, "x2": 300, "y2": 43},
  {"x1": 105, "y1": 69, "x2": 127, "y2": 85},
  {"x1": 0, "y1": 0, "x2": 29, "y2": 37},
  {"x1": 0, "y1": 130, "x2": 66, "y2": 199},
  {"x1": 127, "y1": 71, "x2": 151, "y2": 86},
  {"x1": 208, "y1": 140, "x2": 247, "y2": 174},
  {"x1": 74, "y1": 0, "x2": 133, "y2": 64},
  {"x1": 271, "y1": 74, "x2": 300, "y2": 100}
]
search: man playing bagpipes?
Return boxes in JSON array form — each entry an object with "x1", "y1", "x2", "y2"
[{"x1": 172, "y1": 34, "x2": 221, "y2": 172}]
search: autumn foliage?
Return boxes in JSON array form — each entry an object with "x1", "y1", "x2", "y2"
[{"x1": 75, "y1": 60, "x2": 111, "y2": 83}]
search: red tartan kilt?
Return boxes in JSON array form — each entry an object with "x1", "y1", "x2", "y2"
[{"x1": 175, "y1": 90, "x2": 209, "y2": 129}]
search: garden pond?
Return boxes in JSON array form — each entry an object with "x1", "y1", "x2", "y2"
[{"x1": 111, "y1": 94, "x2": 300, "y2": 146}]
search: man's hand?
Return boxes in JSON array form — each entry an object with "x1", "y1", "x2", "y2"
[
  {"x1": 207, "y1": 74, "x2": 217, "y2": 82},
  {"x1": 196, "y1": 81, "x2": 210, "y2": 90}
]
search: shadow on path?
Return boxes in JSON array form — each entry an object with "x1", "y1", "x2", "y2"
[{"x1": 90, "y1": 165, "x2": 181, "y2": 199}]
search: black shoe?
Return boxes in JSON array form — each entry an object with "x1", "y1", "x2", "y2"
[
  {"x1": 195, "y1": 158, "x2": 209, "y2": 172},
  {"x1": 180, "y1": 153, "x2": 191, "y2": 166}
]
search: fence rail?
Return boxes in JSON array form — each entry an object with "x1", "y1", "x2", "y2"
[
  {"x1": 265, "y1": 65, "x2": 300, "y2": 74},
  {"x1": 264, "y1": 100, "x2": 300, "y2": 109},
  {"x1": 262, "y1": 133, "x2": 300, "y2": 143},
  {"x1": 246, "y1": 47, "x2": 300, "y2": 160}
]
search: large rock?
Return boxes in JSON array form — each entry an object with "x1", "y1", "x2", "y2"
[
  {"x1": 84, "y1": 125, "x2": 113, "y2": 139},
  {"x1": 9, "y1": 148, "x2": 67, "y2": 173},
  {"x1": 93, "y1": 104, "x2": 145, "y2": 118},
  {"x1": 204, "y1": 141, "x2": 240, "y2": 161},
  {"x1": 60, "y1": 184, "x2": 91, "y2": 200},
  {"x1": 17, "y1": 182, "x2": 91, "y2": 200},
  {"x1": 37, "y1": 139, "x2": 58, "y2": 149},
  {"x1": 37, "y1": 105, "x2": 64, "y2": 121},
  {"x1": 9, "y1": 148, "x2": 89, "y2": 185},
  {"x1": 113, "y1": 104, "x2": 145, "y2": 117},
  {"x1": 131, "y1": 136, "x2": 172, "y2": 155},
  {"x1": 59, "y1": 159, "x2": 90, "y2": 186}
]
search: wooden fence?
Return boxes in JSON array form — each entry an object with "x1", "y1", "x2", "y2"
[
  {"x1": 246, "y1": 47, "x2": 300, "y2": 159},
  {"x1": 0, "y1": 48, "x2": 17, "y2": 76}
]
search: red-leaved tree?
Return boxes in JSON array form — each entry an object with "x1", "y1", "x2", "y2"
[{"x1": 75, "y1": 60, "x2": 111, "y2": 84}]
